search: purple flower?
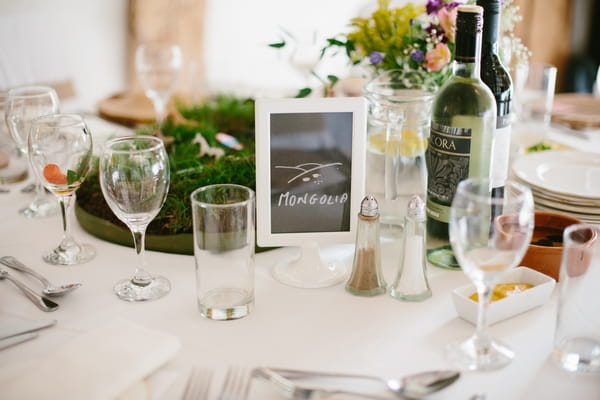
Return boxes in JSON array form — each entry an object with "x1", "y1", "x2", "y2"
[
  {"x1": 426, "y1": 0, "x2": 442, "y2": 15},
  {"x1": 444, "y1": 1, "x2": 461, "y2": 9},
  {"x1": 411, "y1": 50, "x2": 425, "y2": 63},
  {"x1": 369, "y1": 51, "x2": 385, "y2": 66}
]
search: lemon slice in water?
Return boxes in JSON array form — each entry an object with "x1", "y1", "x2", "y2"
[{"x1": 368, "y1": 131, "x2": 427, "y2": 157}]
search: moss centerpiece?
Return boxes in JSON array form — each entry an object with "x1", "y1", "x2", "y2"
[{"x1": 76, "y1": 95, "x2": 256, "y2": 255}]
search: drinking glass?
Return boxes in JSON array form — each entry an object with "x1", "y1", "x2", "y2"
[
  {"x1": 446, "y1": 178, "x2": 534, "y2": 370},
  {"x1": 191, "y1": 184, "x2": 255, "y2": 320},
  {"x1": 515, "y1": 62, "x2": 557, "y2": 144},
  {"x1": 0, "y1": 92, "x2": 28, "y2": 185},
  {"x1": 28, "y1": 114, "x2": 95, "y2": 265},
  {"x1": 5, "y1": 86, "x2": 60, "y2": 217},
  {"x1": 99, "y1": 136, "x2": 171, "y2": 301},
  {"x1": 135, "y1": 43, "x2": 183, "y2": 127},
  {"x1": 553, "y1": 223, "x2": 600, "y2": 373}
]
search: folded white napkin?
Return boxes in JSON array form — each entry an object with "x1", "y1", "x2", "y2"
[{"x1": 1, "y1": 318, "x2": 180, "y2": 400}]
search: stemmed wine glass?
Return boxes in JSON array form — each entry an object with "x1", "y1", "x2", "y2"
[
  {"x1": 0, "y1": 92, "x2": 28, "y2": 185},
  {"x1": 446, "y1": 178, "x2": 534, "y2": 371},
  {"x1": 28, "y1": 114, "x2": 95, "y2": 265},
  {"x1": 288, "y1": 32, "x2": 321, "y2": 87},
  {"x1": 99, "y1": 136, "x2": 171, "y2": 301},
  {"x1": 135, "y1": 43, "x2": 182, "y2": 128},
  {"x1": 5, "y1": 86, "x2": 60, "y2": 217}
]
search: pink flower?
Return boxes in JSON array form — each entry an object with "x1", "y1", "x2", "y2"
[
  {"x1": 438, "y1": 7, "x2": 457, "y2": 42},
  {"x1": 425, "y1": 43, "x2": 451, "y2": 72}
]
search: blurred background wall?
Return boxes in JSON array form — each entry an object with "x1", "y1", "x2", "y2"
[{"x1": 0, "y1": 0, "x2": 597, "y2": 111}]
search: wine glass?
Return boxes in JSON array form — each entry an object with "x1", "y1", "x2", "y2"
[
  {"x1": 135, "y1": 43, "x2": 183, "y2": 127},
  {"x1": 446, "y1": 178, "x2": 534, "y2": 371},
  {"x1": 99, "y1": 135, "x2": 171, "y2": 301},
  {"x1": 288, "y1": 33, "x2": 321, "y2": 86},
  {"x1": 5, "y1": 85, "x2": 60, "y2": 217},
  {"x1": 0, "y1": 92, "x2": 28, "y2": 185},
  {"x1": 28, "y1": 114, "x2": 95, "y2": 265}
]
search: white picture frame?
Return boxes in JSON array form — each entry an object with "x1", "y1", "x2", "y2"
[{"x1": 255, "y1": 97, "x2": 367, "y2": 248}]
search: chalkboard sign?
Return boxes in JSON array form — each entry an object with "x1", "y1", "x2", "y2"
[{"x1": 256, "y1": 97, "x2": 366, "y2": 248}]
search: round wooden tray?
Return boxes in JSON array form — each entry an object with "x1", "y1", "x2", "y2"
[
  {"x1": 97, "y1": 92, "x2": 156, "y2": 126},
  {"x1": 75, "y1": 204, "x2": 273, "y2": 255},
  {"x1": 75, "y1": 203, "x2": 194, "y2": 255}
]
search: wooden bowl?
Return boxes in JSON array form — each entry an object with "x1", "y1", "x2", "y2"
[{"x1": 519, "y1": 211, "x2": 595, "y2": 280}]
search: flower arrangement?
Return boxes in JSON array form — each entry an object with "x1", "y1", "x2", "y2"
[
  {"x1": 498, "y1": 0, "x2": 531, "y2": 69},
  {"x1": 271, "y1": 0, "x2": 529, "y2": 97},
  {"x1": 333, "y1": 0, "x2": 460, "y2": 91}
]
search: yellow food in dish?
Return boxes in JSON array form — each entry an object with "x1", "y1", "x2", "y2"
[{"x1": 469, "y1": 283, "x2": 534, "y2": 302}]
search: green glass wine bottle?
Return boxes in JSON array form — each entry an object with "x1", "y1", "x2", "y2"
[
  {"x1": 426, "y1": 5, "x2": 497, "y2": 241},
  {"x1": 478, "y1": 0, "x2": 513, "y2": 202}
]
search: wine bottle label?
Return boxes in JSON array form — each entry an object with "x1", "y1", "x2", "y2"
[
  {"x1": 490, "y1": 115, "x2": 511, "y2": 188},
  {"x1": 426, "y1": 122, "x2": 472, "y2": 223}
]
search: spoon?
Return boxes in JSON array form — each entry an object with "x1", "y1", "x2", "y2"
[
  {"x1": 253, "y1": 367, "x2": 460, "y2": 399},
  {"x1": 0, "y1": 269, "x2": 59, "y2": 312},
  {"x1": 0, "y1": 256, "x2": 82, "y2": 296}
]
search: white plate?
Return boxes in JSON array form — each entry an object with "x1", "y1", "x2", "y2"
[
  {"x1": 512, "y1": 150, "x2": 600, "y2": 199},
  {"x1": 533, "y1": 203, "x2": 600, "y2": 224},
  {"x1": 532, "y1": 194, "x2": 600, "y2": 216},
  {"x1": 452, "y1": 267, "x2": 556, "y2": 325},
  {"x1": 526, "y1": 184, "x2": 600, "y2": 208}
]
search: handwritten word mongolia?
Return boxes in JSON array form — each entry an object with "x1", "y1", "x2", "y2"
[{"x1": 278, "y1": 192, "x2": 348, "y2": 207}]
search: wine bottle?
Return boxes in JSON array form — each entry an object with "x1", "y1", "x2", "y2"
[
  {"x1": 426, "y1": 5, "x2": 497, "y2": 241},
  {"x1": 478, "y1": 0, "x2": 513, "y2": 201}
]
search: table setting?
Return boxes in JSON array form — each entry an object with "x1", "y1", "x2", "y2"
[
  {"x1": 1, "y1": 1, "x2": 600, "y2": 399},
  {"x1": 1, "y1": 109, "x2": 599, "y2": 399}
]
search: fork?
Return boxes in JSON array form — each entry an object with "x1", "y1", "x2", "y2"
[
  {"x1": 219, "y1": 366, "x2": 251, "y2": 400},
  {"x1": 182, "y1": 367, "x2": 213, "y2": 400}
]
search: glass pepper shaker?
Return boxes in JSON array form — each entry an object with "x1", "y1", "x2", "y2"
[
  {"x1": 390, "y1": 195, "x2": 432, "y2": 301},
  {"x1": 345, "y1": 195, "x2": 386, "y2": 296}
]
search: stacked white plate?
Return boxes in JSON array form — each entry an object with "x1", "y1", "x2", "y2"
[{"x1": 511, "y1": 150, "x2": 600, "y2": 224}]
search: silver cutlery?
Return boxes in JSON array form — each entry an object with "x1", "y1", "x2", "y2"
[
  {"x1": 0, "y1": 269, "x2": 59, "y2": 312},
  {"x1": 0, "y1": 256, "x2": 82, "y2": 296},
  {"x1": 253, "y1": 366, "x2": 460, "y2": 399},
  {"x1": 182, "y1": 367, "x2": 213, "y2": 400},
  {"x1": 220, "y1": 366, "x2": 251, "y2": 400}
]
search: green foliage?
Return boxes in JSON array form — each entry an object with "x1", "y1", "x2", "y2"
[
  {"x1": 67, "y1": 170, "x2": 80, "y2": 185},
  {"x1": 77, "y1": 95, "x2": 256, "y2": 236},
  {"x1": 295, "y1": 88, "x2": 312, "y2": 98}
]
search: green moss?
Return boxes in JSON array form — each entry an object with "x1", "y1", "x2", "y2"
[{"x1": 76, "y1": 95, "x2": 256, "y2": 236}]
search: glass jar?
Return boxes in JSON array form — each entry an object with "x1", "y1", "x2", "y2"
[{"x1": 363, "y1": 70, "x2": 434, "y2": 238}]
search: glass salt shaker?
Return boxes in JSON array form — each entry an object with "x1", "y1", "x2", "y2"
[
  {"x1": 345, "y1": 195, "x2": 386, "y2": 296},
  {"x1": 390, "y1": 195, "x2": 432, "y2": 301}
]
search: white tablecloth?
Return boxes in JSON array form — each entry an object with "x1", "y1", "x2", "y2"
[{"x1": 0, "y1": 118, "x2": 599, "y2": 400}]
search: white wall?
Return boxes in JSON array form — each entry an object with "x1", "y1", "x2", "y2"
[
  {"x1": 202, "y1": 0, "x2": 372, "y2": 97},
  {"x1": 0, "y1": 0, "x2": 376, "y2": 110},
  {"x1": 0, "y1": 0, "x2": 128, "y2": 111}
]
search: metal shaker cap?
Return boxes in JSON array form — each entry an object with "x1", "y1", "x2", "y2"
[
  {"x1": 360, "y1": 195, "x2": 379, "y2": 217},
  {"x1": 407, "y1": 195, "x2": 425, "y2": 219}
]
